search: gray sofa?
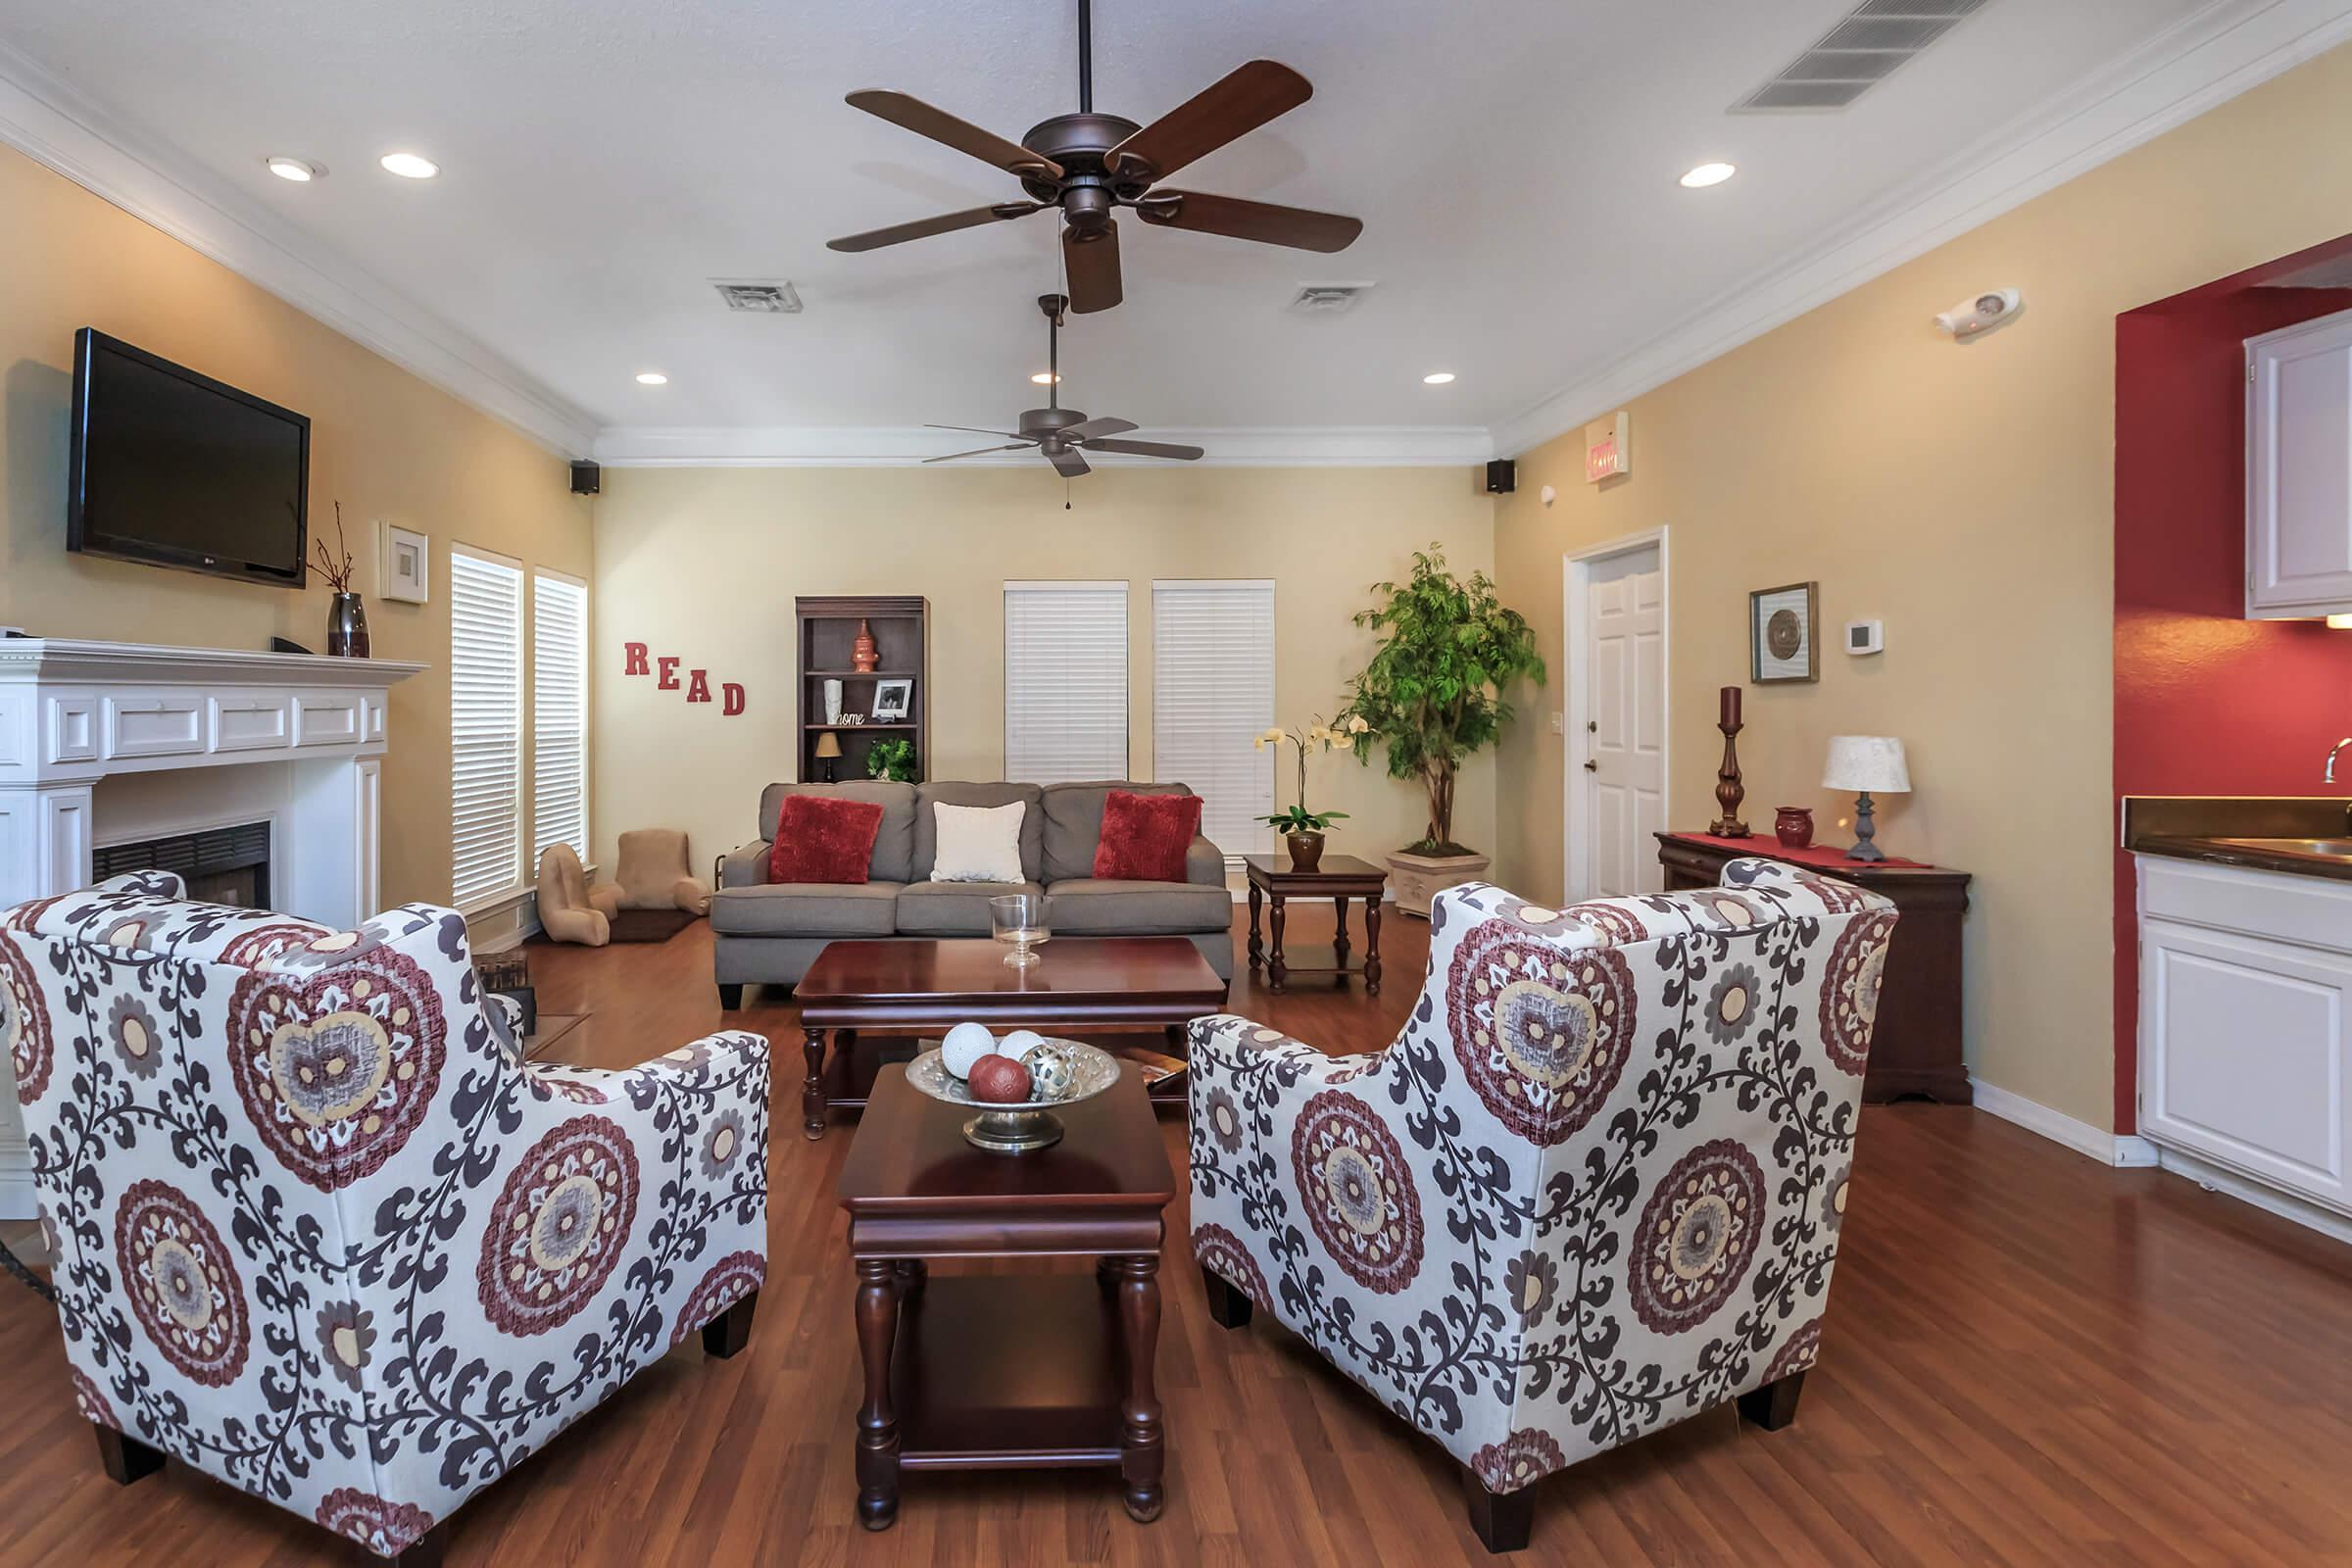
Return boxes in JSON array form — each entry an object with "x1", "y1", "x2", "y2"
[{"x1": 712, "y1": 779, "x2": 1235, "y2": 1004}]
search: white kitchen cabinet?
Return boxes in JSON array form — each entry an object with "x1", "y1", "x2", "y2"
[
  {"x1": 2137, "y1": 855, "x2": 2352, "y2": 1218},
  {"x1": 2247, "y1": 308, "x2": 2352, "y2": 617}
]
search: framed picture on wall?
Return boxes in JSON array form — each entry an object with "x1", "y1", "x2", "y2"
[
  {"x1": 1749, "y1": 581, "x2": 1818, "y2": 683},
  {"x1": 872, "y1": 678, "x2": 913, "y2": 721},
  {"x1": 383, "y1": 525, "x2": 429, "y2": 604}
]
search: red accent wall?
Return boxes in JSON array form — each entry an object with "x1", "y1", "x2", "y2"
[{"x1": 2111, "y1": 269, "x2": 2352, "y2": 1133}]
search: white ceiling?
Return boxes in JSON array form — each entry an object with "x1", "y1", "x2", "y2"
[{"x1": 2, "y1": 0, "x2": 2344, "y2": 461}]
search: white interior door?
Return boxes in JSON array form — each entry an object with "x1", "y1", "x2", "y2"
[{"x1": 1581, "y1": 547, "x2": 1665, "y2": 900}]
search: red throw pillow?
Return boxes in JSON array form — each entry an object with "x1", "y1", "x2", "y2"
[
  {"x1": 768, "y1": 796, "x2": 885, "y2": 884},
  {"x1": 1093, "y1": 790, "x2": 1202, "y2": 882}
]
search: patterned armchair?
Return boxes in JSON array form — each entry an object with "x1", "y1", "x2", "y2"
[
  {"x1": 0, "y1": 872, "x2": 770, "y2": 1564},
  {"x1": 1187, "y1": 862, "x2": 1896, "y2": 1552}
]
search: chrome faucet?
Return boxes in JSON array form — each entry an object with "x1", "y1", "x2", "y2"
[{"x1": 2329, "y1": 737, "x2": 2352, "y2": 785}]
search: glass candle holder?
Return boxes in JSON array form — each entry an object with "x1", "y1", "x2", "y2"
[{"x1": 988, "y1": 893, "x2": 1051, "y2": 968}]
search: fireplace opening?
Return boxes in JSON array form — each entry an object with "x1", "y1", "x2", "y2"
[{"x1": 92, "y1": 821, "x2": 272, "y2": 909}]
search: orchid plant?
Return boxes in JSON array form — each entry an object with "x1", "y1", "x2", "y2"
[{"x1": 1254, "y1": 714, "x2": 1368, "y2": 836}]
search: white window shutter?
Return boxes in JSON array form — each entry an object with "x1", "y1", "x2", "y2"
[
  {"x1": 1152, "y1": 580, "x2": 1275, "y2": 857},
  {"x1": 1004, "y1": 581, "x2": 1129, "y2": 784},
  {"x1": 532, "y1": 571, "x2": 589, "y2": 870},
  {"x1": 450, "y1": 548, "x2": 524, "y2": 910}
]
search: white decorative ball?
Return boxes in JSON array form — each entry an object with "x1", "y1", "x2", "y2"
[
  {"x1": 942, "y1": 1021, "x2": 998, "y2": 1080},
  {"x1": 1001, "y1": 1028, "x2": 1048, "y2": 1062}
]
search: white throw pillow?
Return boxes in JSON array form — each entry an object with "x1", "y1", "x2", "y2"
[{"x1": 930, "y1": 801, "x2": 1027, "y2": 883}]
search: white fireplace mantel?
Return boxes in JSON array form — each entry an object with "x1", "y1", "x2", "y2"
[{"x1": 0, "y1": 638, "x2": 424, "y2": 1217}]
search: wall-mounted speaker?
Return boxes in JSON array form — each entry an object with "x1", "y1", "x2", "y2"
[
  {"x1": 1484, "y1": 459, "x2": 1516, "y2": 494},
  {"x1": 569, "y1": 461, "x2": 601, "y2": 496}
]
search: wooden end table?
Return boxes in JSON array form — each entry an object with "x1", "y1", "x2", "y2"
[
  {"x1": 1243, "y1": 853, "x2": 1388, "y2": 995},
  {"x1": 793, "y1": 936, "x2": 1228, "y2": 1139},
  {"x1": 835, "y1": 1065, "x2": 1175, "y2": 1529}
]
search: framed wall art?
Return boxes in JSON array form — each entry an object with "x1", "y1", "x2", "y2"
[
  {"x1": 1749, "y1": 581, "x2": 1818, "y2": 684},
  {"x1": 383, "y1": 525, "x2": 429, "y2": 604}
]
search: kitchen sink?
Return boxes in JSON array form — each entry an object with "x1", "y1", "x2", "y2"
[{"x1": 2211, "y1": 836, "x2": 2352, "y2": 858}]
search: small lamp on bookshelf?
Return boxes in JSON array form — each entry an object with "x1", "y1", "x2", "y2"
[{"x1": 814, "y1": 731, "x2": 843, "y2": 782}]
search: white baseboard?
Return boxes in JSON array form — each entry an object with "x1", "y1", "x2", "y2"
[
  {"x1": 1970, "y1": 1080, "x2": 2159, "y2": 1167},
  {"x1": 2151, "y1": 1145, "x2": 2352, "y2": 1248}
]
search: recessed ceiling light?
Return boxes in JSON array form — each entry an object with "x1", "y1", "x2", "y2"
[
  {"x1": 379, "y1": 152, "x2": 439, "y2": 179},
  {"x1": 634, "y1": 371, "x2": 668, "y2": 386},
  {"x1": 265, "y1": 157, "x2": 318, "y2": 182},
  {"x1": 1422, "y1": 371, "x2": 1456, "y2": 385},
  {"x1": 1031, "y1": 371, "x2": 1060, "y2": 385},
  {"x1": 1679, "y1": 162, "x2": 1737, "y2": 189}
]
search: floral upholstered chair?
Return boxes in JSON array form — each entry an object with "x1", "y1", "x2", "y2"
[
  {"x1": 0, "y1": 872, "x2": 770, "y2": 1564},
  {"x1": 1187, "y1": 861, "x2": 1896, "y2": 1552}
]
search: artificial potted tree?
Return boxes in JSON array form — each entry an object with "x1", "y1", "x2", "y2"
[{"x1": 1338, "y1": 545, "x2": 1545, "y2": 916}]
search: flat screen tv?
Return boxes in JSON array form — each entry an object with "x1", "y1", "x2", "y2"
[{"x1": 68, "y1": 327, "x2": 311, "y2": 585}]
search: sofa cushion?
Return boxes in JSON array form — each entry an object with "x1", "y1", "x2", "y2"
[
  {"x1": 758, "y1": 781, "x2": 915, "y2": 882},
  {"x1": 913, "y1": 782, "x2": 1045, "y2": 880},
  {"x1": 1041, "y1": 781, "x2": 1194, "y2": 884},
  {"x1": 895, "y1": 879, "x2": 1047, "y2": 937},
  {"x1": 926, "y1": 802, "x2": 1029, "y2": 884},
  {"x1": 1094, "y1": 791, "x2": 1203, "y2": 882},
  {"x1": 1046, "y1": 878, "x2": 1231, "y2": 935},
  {"x1": 769, "y1": 796, "x2": 885, "y2": 885},
  {"x1": 710, "y1": 881, "x2": 903, "y2": 938}
]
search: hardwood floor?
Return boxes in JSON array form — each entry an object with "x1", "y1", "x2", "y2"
[{"x1": 5, "y1": 906, "x2": 2351, "y2": 1565}]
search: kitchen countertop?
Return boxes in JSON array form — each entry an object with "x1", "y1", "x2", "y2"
[{"x1": 2123, "y1": 796, "x2": 2352, "y2": 884}]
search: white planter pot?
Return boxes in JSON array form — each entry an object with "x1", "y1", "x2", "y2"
[{"x1": 1386, "y1": 848, "x2": 1492, "y2": 918}]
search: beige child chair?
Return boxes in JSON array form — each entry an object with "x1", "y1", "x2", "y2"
[
  {"x1": 615, "y1": 828, "x2": 712, "y2": 916},
  {"x1": 536, "y1": 843, "x2": 622, "y2": 945}
]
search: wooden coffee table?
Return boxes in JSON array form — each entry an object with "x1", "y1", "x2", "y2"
[
  {"x1": 835, "y1": 1064, "x2": 1174, "y2": 1529},
  {"x1": 794, "y1": 936, "x2": 1228, "y2": 1140}
]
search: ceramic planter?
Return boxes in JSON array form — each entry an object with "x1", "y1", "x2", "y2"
[
  {"x1": 1386, "y1": 847, "x2": 1491, "y2": 918},
  {"x1": 1774, "y1": 807, "x2": 1815, "y2": 850},
  {"x1": 1285, "y1": 830, "x2": 1325, "y2": 872}
]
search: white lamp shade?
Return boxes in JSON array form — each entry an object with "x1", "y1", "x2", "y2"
[{"x1": 1822, "y1": 735, "x2": 1910, "y2": 794}]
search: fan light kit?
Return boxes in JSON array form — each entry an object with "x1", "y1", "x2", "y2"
[
  {"x1": 923, "y1": 294, "x2": 1205, "y2": 479},
  {"x1": 1680, "y1": 162, "x2": 1737, "y2": 188},
  {"x1": 266, "y1": 157, "x2": 318, "y2": 182},
  {"x1": 379, "y1": 152, "x2": 439, "y2": 179},
  {"x1": 828, "y1": 0, "x2": 1361, "y2": 314}
]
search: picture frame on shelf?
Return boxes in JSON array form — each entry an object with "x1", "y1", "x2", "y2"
[
  {"x1": 382, "y1": 525, "x2": 429, "y2": 604},
  {"x1": 872, "y1": 678, "x2": 913, "y2": 721},
  {"x1": 1749, "y1": 581, "x2": 1819, "y2": 684}
]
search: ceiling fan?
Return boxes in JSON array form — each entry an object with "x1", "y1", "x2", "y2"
[
  {"x1": 924, "y1": 294, "x2": 1204, "y2": 477},
  {"x1": 827, "y1": 0, "x2": 1362, "y2": 313}
]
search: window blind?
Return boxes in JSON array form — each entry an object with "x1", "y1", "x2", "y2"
[
  {"x1": 531, "y1": 571, "x2": 589, "y2": 871},
  {"x1": 1004, "y1": 581, "x2": 1129, "y2": 784},
  {"x1": 1153, "y1": 580, "x2": 1275, "y2": 857},
  {"x1": 450, "y1": 548, "x2": 524, "y2": 909}
]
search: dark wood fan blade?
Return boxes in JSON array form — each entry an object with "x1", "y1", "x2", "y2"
[
  {"x1": 1105, "y1": 61, "x2": 1311, "y2": 180},
  {"x1": 844, "y1": 91, "x2": 1063, "y2": 179},
  {"x1": 923, "y1": 423, "x2": 1027, "y2": 438},
  {"x1": 923, "y1": 444, "x2": 1032, "y2": 464},
  {"x1": 1063, "y1": 416, "x2": 1138, "y2": 441},
  {"x1": 827, "y1": 202, "x2": 1041, "y2": 253},
  {"x1": 1134, "y1": 190, "x2": 1361, "y2": 253},
  {"x1": 1084, "y1": 437, "x2": 1205, "y2": 461},
  {"x1": 1045, "y1": 444, "x2": 1092, "y2": 478},
  {"x1": 1064, "y1": 220, "x2": 1123, "y2": 314}
]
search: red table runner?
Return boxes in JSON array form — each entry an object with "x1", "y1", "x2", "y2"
[{"x1": 1670, "y1": 831, "x2": 1932, "y2": 871}]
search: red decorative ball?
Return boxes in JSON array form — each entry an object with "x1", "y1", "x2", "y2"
[{"x1": 965, "y1": 1054, "x2": 1033, "y2": 1104}]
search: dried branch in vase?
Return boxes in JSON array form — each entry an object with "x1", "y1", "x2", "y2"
[{"x1": 313, "y1": 501, "x2": 358, "y2": 595}]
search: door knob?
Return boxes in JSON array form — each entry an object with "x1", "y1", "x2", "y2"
[{"x1": 1584, "y1": 760, "x2": 1598, "y2": 772}]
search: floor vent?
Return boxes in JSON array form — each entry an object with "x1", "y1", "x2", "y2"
[
  {"x1": 712, "y1": 279, "x2": 803, "y2": 314},
  {"x1": 1733, "y1": 0, "x2": 1990, "y2": 113}
]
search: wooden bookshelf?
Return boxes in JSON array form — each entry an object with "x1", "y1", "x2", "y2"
[{"x1": 794, "y1": 596, "x2": 930, "y2": 783}]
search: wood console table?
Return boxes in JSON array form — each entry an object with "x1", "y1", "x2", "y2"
[{"x1": 1655, "y1": 832, "x2": 1973, "y2": 1104}]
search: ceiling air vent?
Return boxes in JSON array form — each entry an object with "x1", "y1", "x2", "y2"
[
  {"x1": 1288, "y1": 282, "x2": 1375, "y2": 316},
  {"x1": 1733, "y1": 0, "x2": 1991, "y2": 113},
  {"x1": 711, "y1": 279, "x2": 803, "y2": 314}
]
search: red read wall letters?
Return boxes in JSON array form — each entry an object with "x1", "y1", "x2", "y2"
[{"x1": 623, "y1": 642, "x2": 745, "y2": 716}]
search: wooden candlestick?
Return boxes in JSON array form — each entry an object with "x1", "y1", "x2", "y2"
[{"x1": 1711, "y1": 701, "x2": 1749, "y2": 838}]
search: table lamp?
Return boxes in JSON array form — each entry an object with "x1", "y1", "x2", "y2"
[
  {"x1": 814, "y1": 731, "x2": 843, "y2": 782},
  {"x1": 1822, "y1": 736, "x2": 1909, "y2": 862}
]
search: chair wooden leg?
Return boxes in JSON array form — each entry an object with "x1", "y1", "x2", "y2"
[
  {"x1": 1737, "y1": 1370, "x2": 1805, "y2": 1432},
  {"x1": 703, "y1": 1290, "x2": 760, "y2": 1358},
  {"x1": 716, "y1": 983, "x2": 743, "y2": 1010},
  {"x1": 1460, "y1": 1464, "x2": 1534, "y2": 1553},
  {"x1": 1200, "y1": 1266, "x2": 1252, "y2": 1330},
  {"x1": 388, "y1": 1517, "x2": 452, "y2": 1568},
  {"x1": 93, "y1": 1423, "x2": 165, "y2": 1486}
]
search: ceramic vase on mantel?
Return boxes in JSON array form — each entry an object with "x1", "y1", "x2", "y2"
[
  {"x1": 326, "y1": 592, "x2": 369, "y2": 659},
  {"x1": 1386, "y1": 848, "x2": 1491, "y2": 919},
  {"x1": 1285, "y1": 830, "x2": 1325, "y2": 872}
]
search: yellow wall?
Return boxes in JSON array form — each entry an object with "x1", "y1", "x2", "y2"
[
  {"x1": 1493, "y1": 43, "x2": 2352, "y2": 1131},
  {"x1": 0, "y1": 145, "x2": 594, "y2": 910},
  {"x1": 591, "y1": 465, "x2": 1496, "y2": 873}
]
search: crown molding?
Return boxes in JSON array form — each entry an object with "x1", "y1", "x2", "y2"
[
  {"x1": 1490, "y1": 0, "x2": 2352, "y2": 458},
  {"x1": 0, "y1": 40, "x2": 600, "y2": 458},
  {"x1": 592, "y1": 424, "x2": 1494, "y2": 467}
]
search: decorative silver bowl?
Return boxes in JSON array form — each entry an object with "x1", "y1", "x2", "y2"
[{"x1": 906, "y1": 1039, "x2": 1120, "y2": 1153}]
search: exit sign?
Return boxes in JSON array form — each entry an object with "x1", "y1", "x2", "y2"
[{"x1": 1585, "y1": 411, "x2": 1631, "y2": 483}]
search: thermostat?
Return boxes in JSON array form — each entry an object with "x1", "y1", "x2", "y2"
[{"x1": 1844, "y1": 619, "x2": 1884, "y2": 656}]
